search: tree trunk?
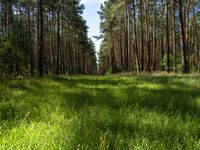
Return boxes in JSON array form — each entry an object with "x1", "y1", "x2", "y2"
[
  {"x1": 133, "y1": 0, "x2": 140, "y2": 74},
  {"x1": 152, "y1": 0, "x2": 157, "y2": 71},
  {"x1": 27, "y1": 0, "x2": 34, "y2": 76},
  {"x1": 140, "y1": 0, "x2": 144, "y2": 71},
  {"x1": 185, "y1": 0, "x2": 191, "y2": 72},
  {"x1": 57, "y1": 9, "x2": 60, "y2": 75},
  {"x1": 145, "y1": 0, "x2": 150, "y2": 72},
  {"x1": 178, "y1": 0, "x2": 189, "y2": 73},
  {"x1": 172, "y1": 0, "x2": 176, "y2": 72},
  {"x1": 39, "y1": 0, "x2": 44, "y2": 76},
  {"x1": 124, "y1": 0, "x2": 129, "y2": 71},
  {"x1": 165, "y1": 0, "x2": 170, "y2": 72}
]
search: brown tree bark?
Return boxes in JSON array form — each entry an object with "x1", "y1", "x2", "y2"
[
  {"x1": 124, "y1": 0, "x2": 129, "y2": 71},
  {"x1": 177, "y1": 0, "x2": 189, "y2": 73},
  {"x1": 165, "y1": 0, "x2": 170, "y2": 72},
  {"x1": 56, "y1": 8, "x2": 60, "y2": 75},
  {"x1": 145, "y1": 0, "x2": 150, "y2": 72},
  {"x1": 39, "y1": 0, "x2": 44, "y2": 76},
  {"x1": 172, "y1": 0, "x2": 176, "y2": 72},
  {"x1": 133, "y1": 0, "x2": 140, "y2": 74},
  {"x1": 140, "y1": 0, "x2": 144, "y2": 71}
]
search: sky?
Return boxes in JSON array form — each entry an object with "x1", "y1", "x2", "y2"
[{"x1": 80, "y1": 0, "x2": 105, "y2": 54}]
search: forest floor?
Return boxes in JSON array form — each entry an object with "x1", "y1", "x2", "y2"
[{"x1": 0, "y1": 75, "x2": 200, "y2": 149}]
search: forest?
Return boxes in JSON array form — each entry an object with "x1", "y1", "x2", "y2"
[
  {"x1": 99, "y1": 0, "x2": 200, "y2": 74},
  {"x1": 0, "y1": 0, "x2": 97, "y2": 78},
  {"x1": 1, "y1": 0, "x2": 200, "y2": 149}
]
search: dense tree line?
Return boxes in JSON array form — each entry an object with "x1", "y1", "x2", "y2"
[
  {"x1": 0, "y1": 0, "x2": 97, "y2": 77},
  {"x1": 98, "y1": 0, "x2": 200, "y2": 74}
]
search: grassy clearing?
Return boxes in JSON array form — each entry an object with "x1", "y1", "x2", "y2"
[{"x1": 0, "y1": 75, "x2": 200, "y2": 149}]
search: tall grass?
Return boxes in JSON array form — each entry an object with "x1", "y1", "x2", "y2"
[{"x1": 0, "y1": 75, "x2": 200, "y2": 149}]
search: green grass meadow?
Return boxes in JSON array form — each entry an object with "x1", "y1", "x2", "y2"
[{"x1": 0, "y1": 75, "x2": 200, "y2": 149}]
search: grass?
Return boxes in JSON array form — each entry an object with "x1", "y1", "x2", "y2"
[{"x1": 0, "y1": 75, "x2": 200, "y2": 149}]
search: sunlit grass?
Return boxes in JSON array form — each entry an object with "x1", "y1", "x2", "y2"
[{"x1": 0, "y1": 75, "x2": 200, "y2": 149}]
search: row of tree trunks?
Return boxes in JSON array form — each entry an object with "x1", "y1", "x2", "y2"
[{"x1": 99, "y1": 0, "x2": 200, "y2": 74}]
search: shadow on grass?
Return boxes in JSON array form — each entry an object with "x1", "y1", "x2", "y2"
[
  {"x1": 53, "y1": 76, "x2": 200, "y2": 118},
  {"x1": 1, "y1": 76, "x2": 200, "y2": 148},
  {"x1": 0, "y1": 80, "x2": 48, "y2": 122},
  {"x1": 2, "y1": 76, "x2": 198, "y2": 122},
  {"x1": 0, "y1": 104, "x2": 19, "y2": 121},
  {"x1": 55, "y1": 76, "x2": 200, "y2": 148},
  {"x1": 72, "y1": 114, "x2": 195, "y2": 149}
]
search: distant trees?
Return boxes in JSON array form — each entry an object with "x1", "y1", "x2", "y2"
[
  {"x1": 99, "y1": 0, "x2": 200, "y2": 74},
  {"x1": 0, "y1": 0, "x2": 97, "y2": 77}
]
